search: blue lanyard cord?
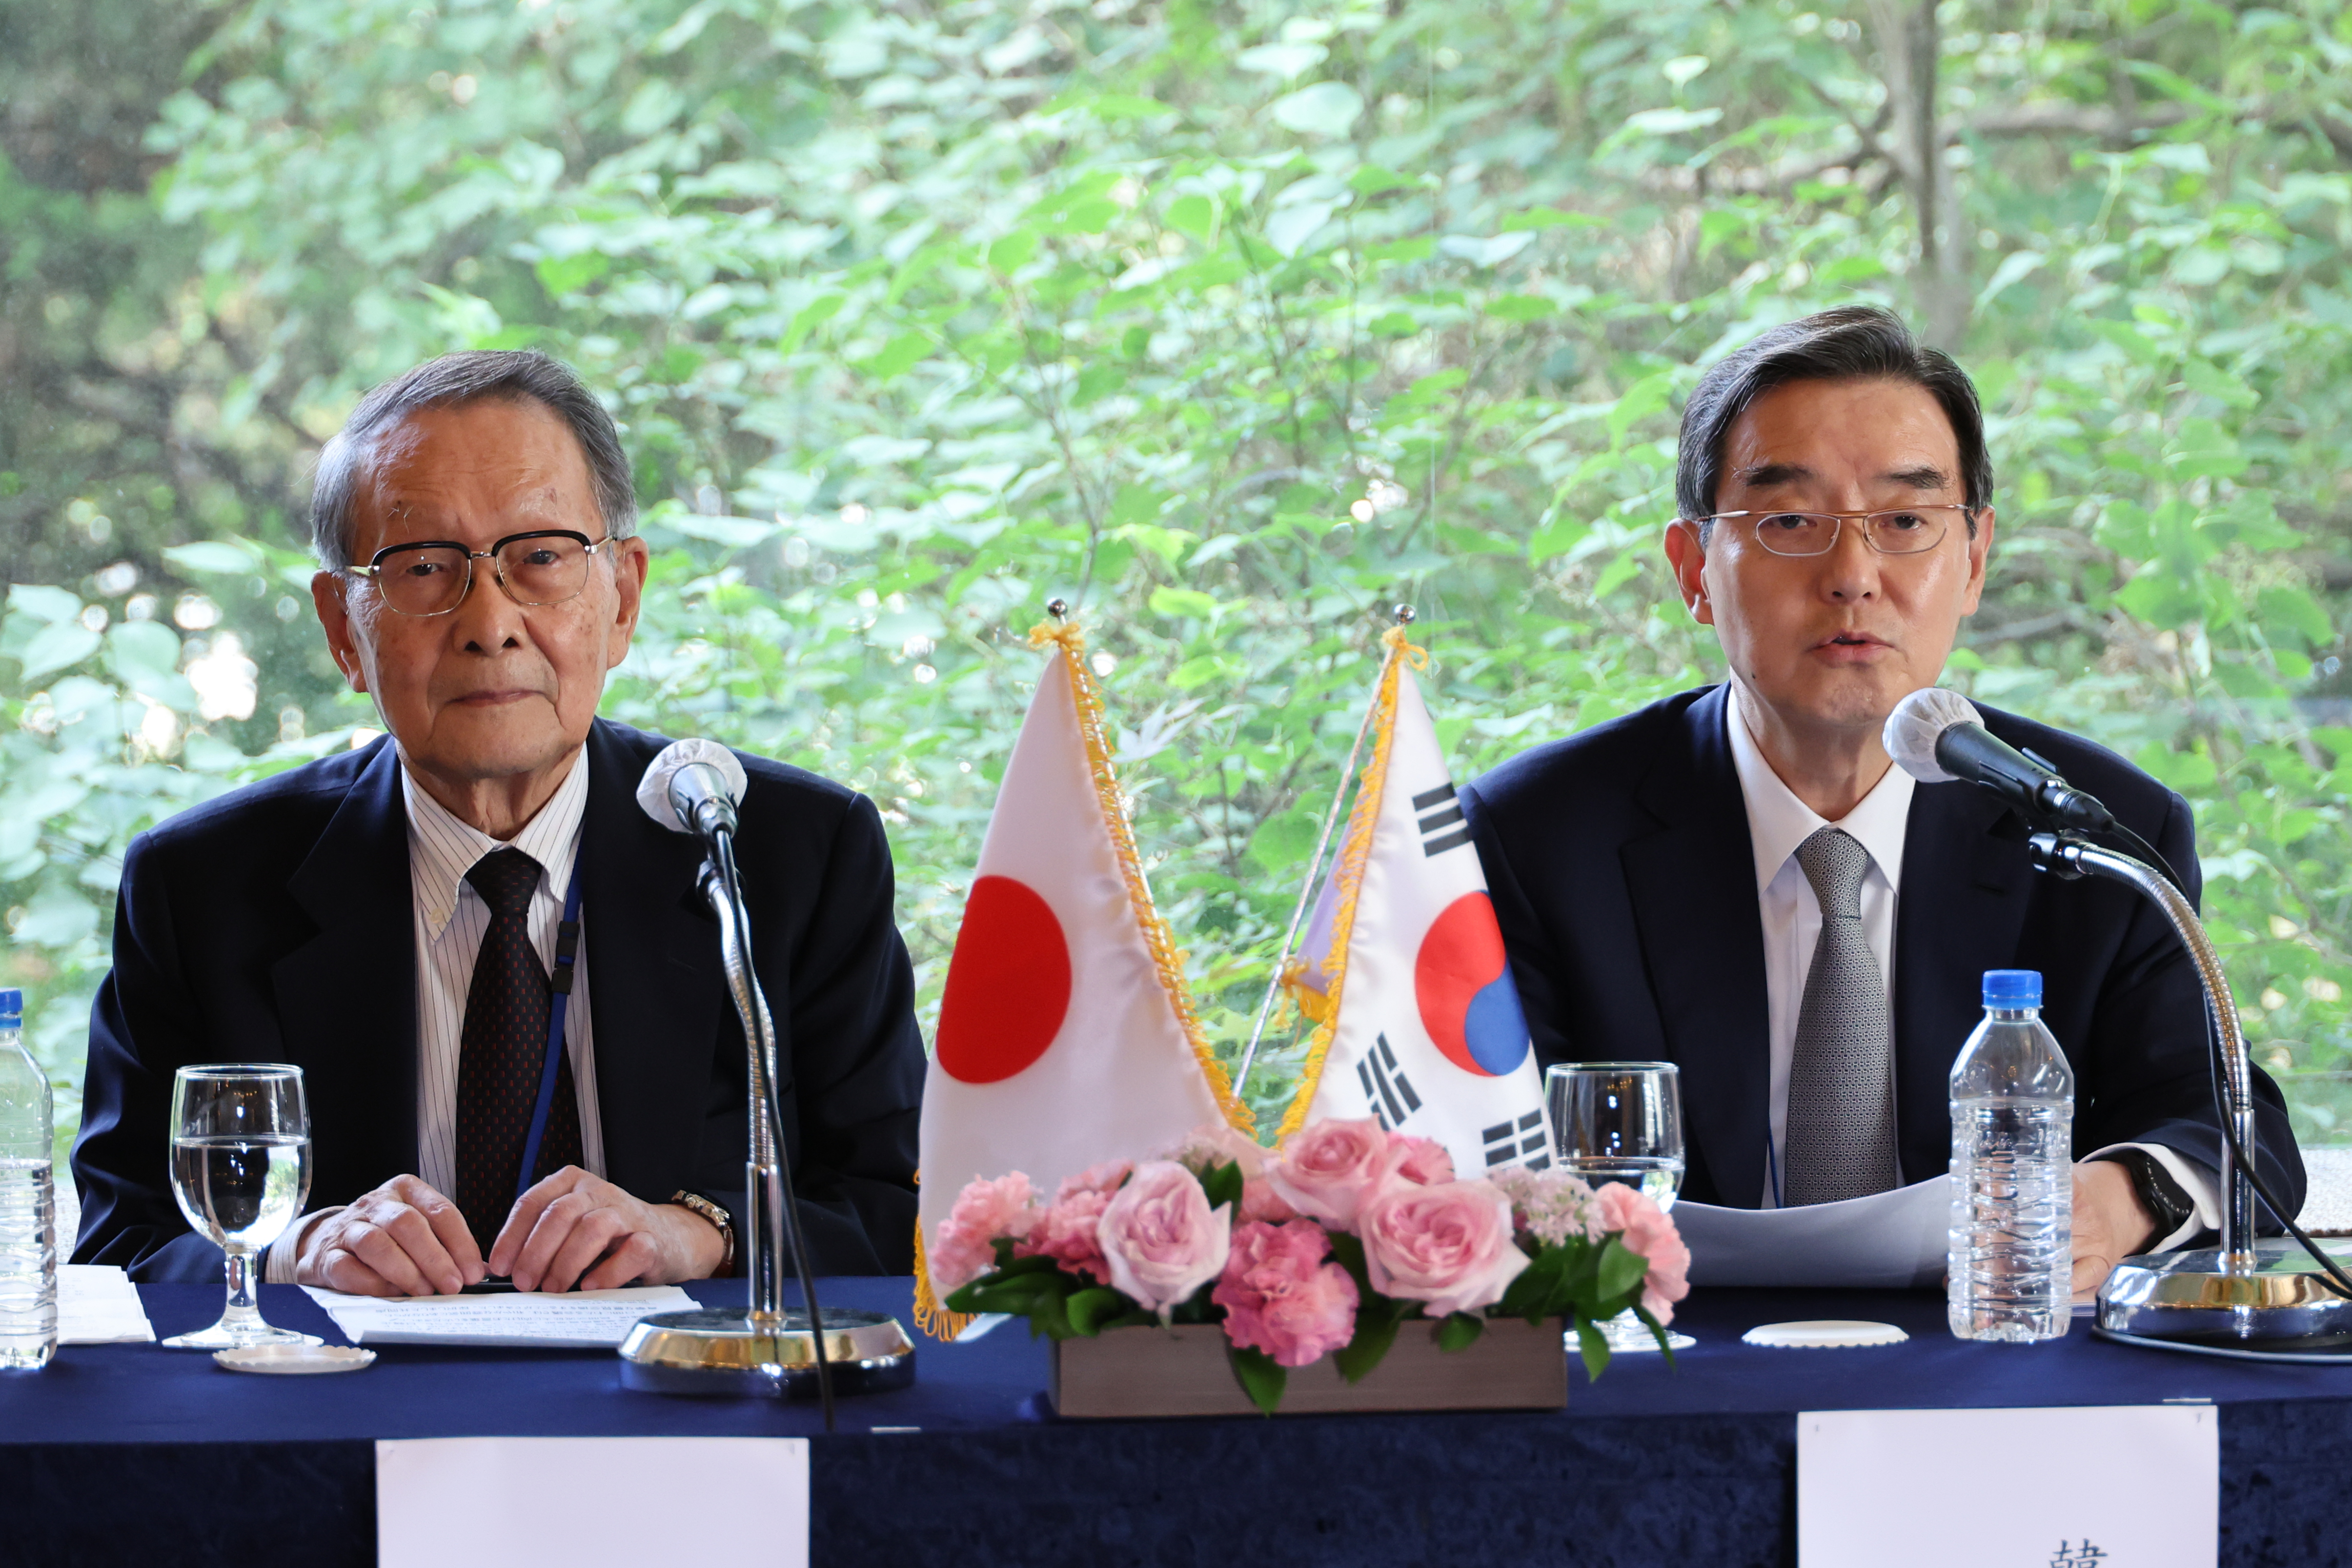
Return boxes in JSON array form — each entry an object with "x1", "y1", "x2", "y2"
[{"x1": 515, "y1": 857, "x2": 586, "y2": 1204}]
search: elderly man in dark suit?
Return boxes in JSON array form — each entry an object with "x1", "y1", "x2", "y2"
[
  {"x1": 1461, "y1": 306, "x2": 2303, "y2": 1297},
  {"x1": 73, "y1": 350, "x2": 924, "y2": 1291}
]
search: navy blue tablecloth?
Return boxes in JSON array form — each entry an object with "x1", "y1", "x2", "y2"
[{"x1": 5, "y1": 1278, "x2": 2349, "y2": 1566}]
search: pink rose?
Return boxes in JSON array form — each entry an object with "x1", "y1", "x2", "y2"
[
  {"x1": 1160, "y1": 1122, "x2": 1267, "y2": 1180},
  {"x1": 1267, "y1": 1118, "x2": 1396, "y2": 1228},
  {"x1": 929, "y1": 1172, "x2": 1041, "y2": 1294},
  {"x1": 1359, "y1": 1178, "x2": 1530, "y2": 1317},
  {"x1": 1096, "y1": 1160, "x2": 1233, "y2": 1316},
  {"x1": 1014, "y1": 1160, "x2": 1134, "y2": 1284},
  {"x1": 1387, "y1": 1135, "x2": 1456, "y2": 1187},
  {"x1": 1238, "y1": 1176, "x2": 1299, "y2": 1225},
  {"x1": 1592, "y1": 1181, "x2": 1691, "y2": 1326},
  {"x1": 1215, "y1": 1220, "x2": 1359, "y2": 1368}
]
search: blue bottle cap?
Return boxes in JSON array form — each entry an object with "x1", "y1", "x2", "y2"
[
  {"x1": 0, "y1": 988, "x2": 19, "y2": 1026},
  {"x1": 1983, "y1": 969, "x2": 2041, "y2": 1008}
]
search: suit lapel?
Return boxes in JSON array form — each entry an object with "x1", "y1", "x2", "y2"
[
  {"x1": 1894, "y1": 780, "x2": 2034, "y2": 1178},
  {"x1": 1621, "y1": 685, "x2": 1774, "y2": 1208},
  {"x1": 580, "y1": 721, "x2": 726, "y2": 1198},
  {"x1": 274, "y1": 740, "x2": 418, "y2": 1197}
]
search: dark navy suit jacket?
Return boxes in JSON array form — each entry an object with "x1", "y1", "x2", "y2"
[
  {"x1": 1460, "y1": 683, "x2": 2304, "y2": 1218},
  {"x1": 71, "y1": 719, "x2": 925, "y2": 1281}
]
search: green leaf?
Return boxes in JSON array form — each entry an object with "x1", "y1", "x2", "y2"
[
  {"x1": 6, "y1": 585, "x2": 83, "y2": 625},
  {"x1": 1332, "y1": 1303, "x2": 1403, "y2": 1384},
  {"x1": 859, "y1": 331, "x2": 932, "y2": 382},
  {"x1": 1199, "y1": 1158, "x2": 1245, "y2": 1213},
  {"x1": 161, "y1": 541, "x2": 256, "y2": 575},
  {"x1": 1149, "y1": 586, "x2": 1217, "y2": 620},
  {"x1": 1227, "y1": 1344, "x2": 1288, "y2": 1415},
  {"x1": 1065, "y1": 1287, "x2": 1126, "y2": 1336},
  {"x1": 1435, "y1": 1311, "x2": 1485, "y2": 1352},
  {"x1": 14, "y1": 621, "x2": 101, "y2": 683},
  {"x1": 1484, "y1": 294, "x2": 1557, "y2": 322},
  {"x1": 1270, "y1": 81, "x2": 1363, "y2": 138},
  {"x1": 780, "y1": 293, "x2": 847, "y2": 354},
  {"x1": 1575, "y1": 1314, "x2": 1612, "y2": 1381},
  {"x1": 1595, "y1": 1234, "x2": 1648, "y2": 1301},
  {"x1": 1248, "y1": 806, "x2": 1319, "y2": 873},
  {"x1": 987, "y1": 230, "x2": 1040, "y2": 272}
]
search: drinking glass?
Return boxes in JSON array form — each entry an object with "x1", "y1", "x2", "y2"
[
  {"x1": 1547, "y1": 1061, "x2": 1695, "y2": 1352},
  {"x1": 160, "y1": 1064, "x2": 319, "y2": 1349}
]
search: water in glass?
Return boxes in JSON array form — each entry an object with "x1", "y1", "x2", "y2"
[{"x1": 159, "y1": 1065, "x2": 320, "y2": 1350}]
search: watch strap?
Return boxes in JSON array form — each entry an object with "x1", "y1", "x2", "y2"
[{"x1": 2090, "y1": 1148, "x2": 2195, "y2": 1243}]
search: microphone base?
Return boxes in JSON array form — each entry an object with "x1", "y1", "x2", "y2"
[
  {"x1": 2094, "y1": 1239, "x2": 2352, "y2": 1347},
  {"x1": 617, "y1": 1307, "x2": 917, "y2": 1399}
]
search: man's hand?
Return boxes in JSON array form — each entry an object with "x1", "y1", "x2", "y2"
[
  {"x1": 487, "y1": 1166, "x2": 727, "y2": 1293},
  {"x1": 2072, "y1": 1158, "x2": 2159, "y2": 1302},
  {"x1": 295, "y1": 1174, "x2": 487, "y2": 1297}
]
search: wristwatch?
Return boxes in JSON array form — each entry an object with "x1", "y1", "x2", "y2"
[
  {"x1": 2089, "y1": 1149, "x2": 2196, "y2": 1246},
  {"x1": 669, "y1": 1190, "x2": 736, "y2": 1275}
]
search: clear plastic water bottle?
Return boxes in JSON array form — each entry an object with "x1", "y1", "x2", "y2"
[
  {"x1": 1947, "y1": 969, "x2": 2074, "y2": 1344},
  {"x1": 0, "y1": 988, "x2": 58, "y2": 1370}
]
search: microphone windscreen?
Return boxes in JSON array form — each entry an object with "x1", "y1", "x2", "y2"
[
  {"x1": 636, "y1": 737, "x2": 749, "y2": 832},
  {"x1": 1882, "y1": 686, "x2": 1983, "y2": 784}
]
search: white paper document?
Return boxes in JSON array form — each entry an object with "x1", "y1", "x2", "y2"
[
  {"x1": 378, "y1": 1437, "x2": 808, "y2": 1568},
  {"x1": 1674, "y1": 1174, "x2": 1949, "y2": 1288},
  {"x1": 1801, "y1": 1406, "x2": 2217, "y2": 1568},
  {"x1": 302, "y1": 1284, "x2": 695, "y2": 1347},
  {"x1": 57, "y1": 1263, "x2": 156, "y2": 1345}
]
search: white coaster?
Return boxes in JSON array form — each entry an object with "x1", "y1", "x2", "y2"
[
  {"x1": 214, "y1": 1344, "x2": 377, "y2": 1375},
  {"x1": 1742, "y1": 1319, "x2": 1908, "y2": 1349}
]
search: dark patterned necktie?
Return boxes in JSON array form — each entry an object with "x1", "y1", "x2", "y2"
[
  {"x1": 1781, "y1": 826, "x2": 1900, "y2": 1206},
  {"x1": 451, "y1": 847, "x2": 583, "y2": 1247}
]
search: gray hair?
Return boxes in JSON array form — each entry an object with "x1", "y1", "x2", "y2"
[{"x1": 309, "y1": 350, "x2": 638, "y2": 571}]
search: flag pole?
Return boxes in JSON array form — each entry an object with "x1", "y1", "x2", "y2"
[{"x1": 1233, "y1": 604, "x2": 1414, "y2": 1099}]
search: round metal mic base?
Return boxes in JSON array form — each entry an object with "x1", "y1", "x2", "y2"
[
  {"x1": 2095, "y1": 1238, "x2": 2352, "y2": 1349},
  {"x1": 617, "y1": 1307, "x2": 916, "y2": 1399}
]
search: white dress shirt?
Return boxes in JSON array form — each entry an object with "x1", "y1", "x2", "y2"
[
  {"x1": 266, "y1": 750, "x2": 606, "y2": 1280},
  {"x1": 1725, "y1": 693, "x2": 2215, "y2": 1247}
]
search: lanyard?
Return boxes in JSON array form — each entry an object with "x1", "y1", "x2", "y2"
[{"x1": 515, "y1": 856, "x2": 586, "y2": 1204}]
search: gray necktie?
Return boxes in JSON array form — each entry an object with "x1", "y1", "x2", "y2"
[{"x1": 1782, "y1": 826, "x2": 1899, "y2": 1206}]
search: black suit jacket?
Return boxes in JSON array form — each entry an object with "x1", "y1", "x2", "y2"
[
  {"x1": 1460, "y1": 683, "x2": 2304, "y2": 1218},
  {"x1": 71, "y1": 719, "x2": 925, "y2": 1281}
]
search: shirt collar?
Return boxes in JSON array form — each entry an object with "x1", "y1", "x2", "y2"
[
  {"x1": 1724, "y1": 688, "x2": 1915, "y2": 895},
  {"x1": 402, "y1": 747, "x2": 591, "y2": 941}
]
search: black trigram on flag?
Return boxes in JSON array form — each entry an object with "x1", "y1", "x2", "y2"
[
  {"x1": 1358, "y1": 1032, "x2": 1421, "y2": 1131},
  {"x1": 1414, "y1": 784, "x2": 1471, "y2": 858},
  {"x1": 1482, "y1": 1110, "x2": 1551, "y2": 1172}
]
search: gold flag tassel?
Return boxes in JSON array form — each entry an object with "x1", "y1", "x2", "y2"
[{"x1": 911, "y1": 1173, "x2": 975, "y2": 1342}]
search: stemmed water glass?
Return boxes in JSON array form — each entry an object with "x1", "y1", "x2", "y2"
[
  {"x1": 1547, "y1": 1061, "x2": 1696, "y2": 1353},
  {"x1": 160, "y1": 1064, "x2": 320, "y2": 1350}
]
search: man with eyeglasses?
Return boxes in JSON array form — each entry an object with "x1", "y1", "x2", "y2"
[
  {"x1": 73, "y1": 351, "x2": 926, "y2": 1292},
  {"x1": 1461, "y1": 306, "x2": 2303, "y2": 1295}
]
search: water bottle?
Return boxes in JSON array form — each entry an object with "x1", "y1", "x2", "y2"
[
  {"x1": 0, "y1": 988, "x2": 58, "y2": 1370},
  {"x1": 1947, "y1": 969, "x2": 2074, "y2": 1344}
]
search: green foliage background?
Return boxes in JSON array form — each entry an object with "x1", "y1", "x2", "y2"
[{"x1": 9, "y1": 0, "x2": 2352, "y2": 1154}]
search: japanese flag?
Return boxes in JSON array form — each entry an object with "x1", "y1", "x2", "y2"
[
  {"x1": 1279, "y1": 643, "x2": 1552, "y2": 1177},
  {"x1": 917, "y1": 630, "x2": 1245, "y2": 1313}
]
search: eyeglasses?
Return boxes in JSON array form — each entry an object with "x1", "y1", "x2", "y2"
[
  {"x1": 1684, "y1": 505, "x2": 1976, "y2": 557},
  {"x1": 344, "y1": 530, "x2": 613, "y2": 617}
]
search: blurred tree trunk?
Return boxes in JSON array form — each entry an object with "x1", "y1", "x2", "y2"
[{"x1": 1869, "y1": 0, "x2": 1969, "y2": 347}]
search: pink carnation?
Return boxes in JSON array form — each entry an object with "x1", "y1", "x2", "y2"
[
  {"x1": 1215, "y1": 1220, "x2": 1359, "y2": 1368},
  {"x1": 1238, "y1": 1176, "x2": 1299, "y2": 1225},
  {"x1": 1591, "y1": 1181, "x2": 1691, "y2": 1325},
  {"x1": 1014, "y1": 1160, "x2": 1133, "y2": 1285},
  {"x1": 929, "y1": 1172, "x2": 1041, "y2": 1294},
  {"x1": 1097, "y1": 1160, "x2": 1232, "y2": 1317},
  {"x1": 1359, "y1": 1178, "x2": 1530, "y2": 1318},
  {"x1": 1387, "y1": 1135, "x2": 1456, "y2": 1187},
  {"x1": 1266, "y1": 1118, "x2": 1396, "y2": 1229}
]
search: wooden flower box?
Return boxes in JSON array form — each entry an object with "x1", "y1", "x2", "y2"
[{"x1": 1048, "y1": 1317, "x2": 1567, "y2": 1419}]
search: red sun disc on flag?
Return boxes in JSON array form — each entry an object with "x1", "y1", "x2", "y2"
[{"x1": 934, "y1": 874, "x2": 1073, "y2": 1084}]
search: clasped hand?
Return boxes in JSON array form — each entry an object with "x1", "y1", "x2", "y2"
[{"x1": 293, "y1": 1168, "x2": 726, "y2": 1296}]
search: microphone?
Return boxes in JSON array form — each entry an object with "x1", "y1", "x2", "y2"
[
  {"x1": 1882, "y1": 687, "x2": 2116, "y2": 833},
  {"x1": 636, "y1": 738, "x2": 748, "y2": 841}
]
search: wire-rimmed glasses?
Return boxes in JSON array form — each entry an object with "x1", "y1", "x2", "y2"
[
  {"x1": 342, "y1": 529, "x2": 613, "y2": 617},
  {"x1": 1685, "y1": 505, "x2": 1976, "y2": 557},
  {"x1": 159, "y1": 1064, "x2": 318, "y2": 1350},
  {"x1": 1547, "y1": 1061, "x2": 1696, "y2": 1353}
]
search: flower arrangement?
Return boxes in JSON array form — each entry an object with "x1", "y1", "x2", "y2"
[{"x1": 934, "y1": 1117, "x2": 1690, "y2": 1414}]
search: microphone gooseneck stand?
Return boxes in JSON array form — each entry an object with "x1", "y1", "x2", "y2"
[
  {"x1": 617, "y1": 822, "x2": 915, "y2": 1417},
  {"x1": 2028, "y1": 830, "x2": 2352, "y2": 1357}
]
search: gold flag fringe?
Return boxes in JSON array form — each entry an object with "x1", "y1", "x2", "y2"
[
  {"x1": 1030, "y1": 618, "x2": 1256, "y2": 1137},
  {"x1": 1271, "y1": 624, "x2": 1426, "y2": 1144},
  {"x1": 910, "y1": 1177, "x2": 974, "y2": 1342}
]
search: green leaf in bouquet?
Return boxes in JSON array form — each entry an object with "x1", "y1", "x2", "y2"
[
  {"x1": 1499, "y1": 1246, "x2": 1568, "y2": 1324},
  {"x1": 1574, "y1": 1314, "x2": 1612, "y2": 1382},
  {"x1": 1332, "y1": 1297, "x2": 1407, "y2": 1384},
  {"x1": 1634, "y1": 1305, "x2": 1676, "y2": 1367},
  {"x1": 1065, "y1": 1287, "x2": 1128, "y2": 1336},
  {"x1": 1595, "y1": 1235, "x2": 1648, "y2": 1302},
  {"x1": 1200, "y1": 1158, "x2": 1244, "y2": 1213},
  {"x1": 1227, "y1": 1344, "x2": 1288, "y2": 1416},
  {"x1": 1435, "y1": 1312, "x2": 1484, "y2": 1352},
  {"x1": 1325, "y1": 1231, "x2": 1374, "y2": 1296},
  {"x1": 989, "y1": 1251, "x2": 1067, "y2": 1277}
]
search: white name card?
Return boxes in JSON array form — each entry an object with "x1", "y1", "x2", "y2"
[
  {"x1": 377, "y1": 1436, "x2": 809, "y2": 1567},
  {"x1": 1800, "y1": 1405, "x2": 2216, "y2": 1568}
]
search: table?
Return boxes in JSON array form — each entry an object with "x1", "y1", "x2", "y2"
[{"x1": 6, "y1": 1279, "x2": 2348, "y2": 1566}]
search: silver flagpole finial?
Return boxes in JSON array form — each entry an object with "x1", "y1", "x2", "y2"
[
  {"x1": 1047, "y1": 597, "x2": 1070, "y2": 622},
  {"x1": 1393, "y1": 603, "x2": 1416, "y2": 626}
]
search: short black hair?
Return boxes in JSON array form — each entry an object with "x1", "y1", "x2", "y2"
[
  {"x1": 1674, "y1": 305, "x2": 1991, "y2": 530},
  {"x1": 309, "y1": 350, "x2": 636, "y2": 571}
]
